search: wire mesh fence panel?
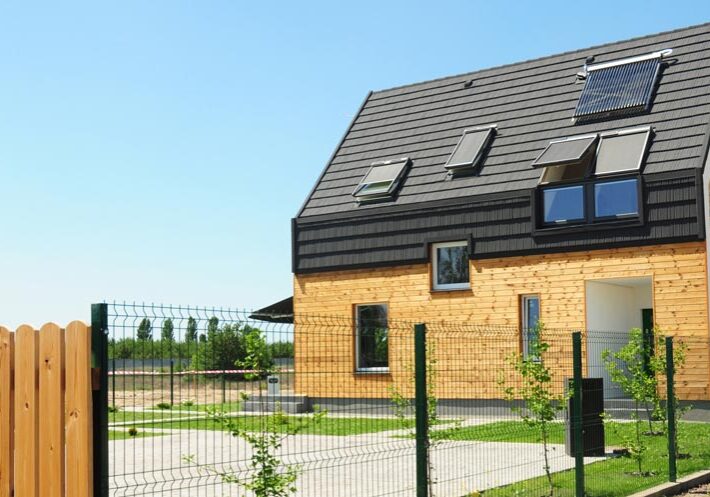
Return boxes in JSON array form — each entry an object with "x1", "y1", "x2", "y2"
[
  {"x1": 106, "y1": 303, "x2": 417, "y2": 497},
  {"x1": 104, "y1": 302, "x2": 710, "y2": 497}
]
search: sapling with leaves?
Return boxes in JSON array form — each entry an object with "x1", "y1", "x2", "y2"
[
  {"x1": 603, "y1": 328, "x2": 663, "y2": 437},
  {"x1": 184, "y1": 324, "x2": 326, "y2": 497},
  {"x1": 499, "y1": 324, "x2": 566, "y2": 497}
]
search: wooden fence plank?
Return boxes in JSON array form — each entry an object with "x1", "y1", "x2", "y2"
[
  {"x1": 14, "y1": 325, "x2": 39, "y2": 497},
  {"x1": 0, "y1": 327, "x2": 13, "y2": 497},
  {"x1": 39, "y1": 324, "x2": 66, "y2": 497},
  {"x1": 65, "y1": 321, "x2": 92, "y2": 497}
]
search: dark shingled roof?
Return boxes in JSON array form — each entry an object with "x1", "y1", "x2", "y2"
[{"x1": 298, "y1": 22, "x2": 710, "y2": 219}]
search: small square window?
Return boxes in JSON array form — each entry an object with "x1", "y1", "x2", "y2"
[
  {"x1": 445, "y1": 126, "x2": 496, "y2": 173},
  {"x1": 594, "y1": 179, "x2": 639, "y2": 218},
  {"x1": 542, "y1": 185, "x2": 585, "y2": 224},
  {"x1": 355, "y1": 304, "x2": 388, "y2": 372},
  {"x1": 353, "y1": 158, "x2": 411, "y2": 203},
  {"x1": 432, "y1": 241, "x2": 470, "y2": 291},
  {"x1": 595, "y1": 127, "x2": 651, "y2": 176}
]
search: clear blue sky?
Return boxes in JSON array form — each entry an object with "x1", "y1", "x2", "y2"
[{"x1": 0, "y1": 1, "x2": 706, "y2": 328}]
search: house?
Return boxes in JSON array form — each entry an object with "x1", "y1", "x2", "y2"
[{"x1": 289, "y1": 23, "x2": 710, "y2": 402}]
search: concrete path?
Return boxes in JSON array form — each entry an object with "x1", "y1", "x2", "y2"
[{"x1": 109, "y1": 426, "x2": 603, "y2": 497}]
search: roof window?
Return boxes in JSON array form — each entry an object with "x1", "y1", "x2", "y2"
[
  {"x1": 533, "y1": 134, "x2": 598, "y2": 185},
  {"x1": 574, "y1": 49, "x2": 671, "y2": 122},
  {"x1": 594, "y1": 126, "x2": 651, "y2": 175},
  {"x1": 444, "y1": 125, "x2": 496, "y2": 174},
  {"x1": 353, "y1": 157, "x2": 411, "y2": 203}
]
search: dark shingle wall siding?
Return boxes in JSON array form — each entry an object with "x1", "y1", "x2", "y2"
[{"x1": 294, "y1": 173, "x2": 700, "y2": 273}]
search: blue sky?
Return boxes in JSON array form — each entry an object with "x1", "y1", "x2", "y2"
[{"x1": 0, "y1": 1, "x2": 706, "y2": 328}]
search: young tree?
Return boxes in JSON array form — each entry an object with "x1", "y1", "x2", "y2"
[
  {"x1": 500, "y1": 328, "x2": 566, "y2": 497},
  {"x1": 185, "y1": 316, "x2": 198, "y2": 343},
  {"x1": 136, "y1": 318, "x2": 152, "y2": 341},
  {"x1": 161, "y1": 318, "x2": 175, "y2": 342}
]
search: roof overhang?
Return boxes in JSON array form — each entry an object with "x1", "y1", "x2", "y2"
[{"x1": 249, "y1": 297, "x2": 294, "y2": 324}]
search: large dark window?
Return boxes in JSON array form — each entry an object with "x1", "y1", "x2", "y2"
[
  {"x1": 355, "y1": 304, "x2": 388, "y2": 371},
  {"x1": 594, "y1": 179, "x2": 639, "y2": 218},
  {"x1": 542, "y1": 185, "x2": 585, "y2": 224}
]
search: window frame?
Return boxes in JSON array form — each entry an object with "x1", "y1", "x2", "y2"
[
  {"x1": 352, "y1": 157, "x2": 411, "y2": 204},
  {"x1": 533, "y1": 174, "x2": 644, "y2": 234},
  {"x1": 592, "y1": 177, "x2": 642, "y2": 221},
  {"x1": 520, "y1": 295, "x2": 541, "y2": 360},
  {"x1": 431, "y1": 240, "x2": 471, "y2": 291},
  {"x1": 444, "y1": 125, "x2": 496, "y2": 174},
  {"x1": 540, "y1": 184, "x2": 587, "y2": 225},
  {"x1": 594, "y1": 126, "x2": 652, "y2": 177},
  {"x1": 354, "y1": 303, "x2": 390, "y2": 373},
  {"x1": 532, "y1": 134, "x2": 599, "y2": 169}
]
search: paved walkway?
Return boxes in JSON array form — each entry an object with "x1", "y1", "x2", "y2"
[{"x1": 109, "y1": 424, "x2": 603, "y2": 497}]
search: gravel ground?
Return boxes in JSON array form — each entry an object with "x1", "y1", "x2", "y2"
[{"x1": 675, "y1": 483, "x2": 710, "y2": 496}]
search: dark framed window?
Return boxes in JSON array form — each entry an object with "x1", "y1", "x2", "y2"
[
  {"x1": 594, "y1": 178, "x2": 639, "y2": 219},
  {"x1": 353, "y1": 158, "x2": 411, "y2": 203},
  {"x1": 445, "y1": 126, "x2": 496, "y2": 174},
  {"x1": 432, "y1": 241, "x2": 470, "y2": 290},
  {"x1": 521, "y1": 295, "x2": 540, "y2": 359},
  {"x1": 542, "y1": 185, "x2": 585, "y2": 224},
  {"x1": 355, "y1": 304, "x2": 389, "y2": 372}
]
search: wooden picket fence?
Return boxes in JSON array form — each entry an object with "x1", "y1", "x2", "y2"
[{"x1": 0, "y1": 322, "x2": 93, "y2": 497}]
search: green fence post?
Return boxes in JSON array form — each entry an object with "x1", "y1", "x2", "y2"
[
  {"x1": 572, "y1": 331, "x2": 585, "y2": 497},
  {"x1": 222, "y1": 372, "x2": 227, "y2": 405},
  {"x1": 91, "y1": 303, "x2": 110, "y2": 497},
  {"x1": 112, "y1": 357, "x2": 116, "y2": 408},
  {"x1": 414, "y1": 323, "x2": 429, "y2": 497},
  {"x1": 666, "y1": 336, "x2": 677, "y2": 482},
  {"x1": 170, "y1": 359, "x2": 175, "y2": 406}
]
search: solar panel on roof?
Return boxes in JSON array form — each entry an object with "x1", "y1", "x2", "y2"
[
  {"x1": 445, "y1": 127, "x2": 495, "y2": 172},
  {"x1": 574, "y1": 57, "x2": 661, "y2": 121},
  {"x1": 353, "y1": 157, "x2": 411, "y2": 203},
  {"x1": 531, "y1": 135, "x2": 598, "y2": 168}
]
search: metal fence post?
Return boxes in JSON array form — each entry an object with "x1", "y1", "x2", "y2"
[
  {"x1": 666, "y1": 336, "x2": 677, "y2": 482},
  {"x1": 572, "y1": 332, "x2": 585, "y2": 497},
  {"x1": 170, "y1": 359, "x2": 175, "y2": 406},
  {"x1": 91, "y1": 303, "x2": 110, "y2": 497},
  {"x1": 414, "y1": 323, "x2": 429, "y2": 497}
]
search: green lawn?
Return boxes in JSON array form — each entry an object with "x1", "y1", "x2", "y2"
[
  {"x1": 172, "y1": 401, "x2": 242, "y2": 413},
  {"x1": 434, "y1": 420, "x2": 710, "y2": 497},
  {"x1": 109, "y1": 429, "x2": 164, "y2": 440},
  {"x1": 135, "y1": 415, "x2": 413, "y2": 436},
  {"x1": 109, "y1": 410, "x2": 189, "y2": 424}
]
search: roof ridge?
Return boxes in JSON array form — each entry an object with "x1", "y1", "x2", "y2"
[{"x1": 372, "y1": 21, "x2": 710, "y2": 95}]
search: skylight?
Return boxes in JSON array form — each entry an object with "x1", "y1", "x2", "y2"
[
  {"x1": 353, "y1": 157, "x2": 411, "y2": 203},
  {"x1": 594, "y1": 126, "x2": 651, "y2": 175},
  {"x1": 574, "y1": 50, "x2": 670, "y2": 121},
  {"x1": 445, "y1": 126, "x2": 496, "y2": 173},
  {"x1": 532, "y1": 134, "x2": 598, "y2": 168}
]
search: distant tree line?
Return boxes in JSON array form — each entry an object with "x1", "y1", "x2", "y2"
[{"x1": 108, "y1": 317, "x2": 294, "y2": 375}]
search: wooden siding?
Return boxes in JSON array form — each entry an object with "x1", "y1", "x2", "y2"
[{"x1": 294, "y1": 241, "x2": 709, "y2": 400}]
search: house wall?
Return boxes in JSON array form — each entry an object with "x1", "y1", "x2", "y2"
[{"x1": 294, "y1": 241, "x2": 709, "y2": 401}]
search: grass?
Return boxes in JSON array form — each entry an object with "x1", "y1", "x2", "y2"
[
  {"x1": 434, "y1": 420, "x2": 710, "y2": 497},
  {"x1": 109, "y1": 429, "x2": 164, "y2": 440},
  {"x1": 109, "y1": 410, "x2": 189, "y2": 424},
  {"x1": 135, "y1": 415, "x2": 414, "y2": 436},
  {"x1": 172, "y1": 401, "x2": 242, "y2": 413}
]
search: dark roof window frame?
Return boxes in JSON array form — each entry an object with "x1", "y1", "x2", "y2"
[
  {"x1": 444, "y1": 124, "x2": 497, "y2": 174},
  {"x1": 531, "y1": 133, "x2": 599, "y2": 169},
  {"x1": 352, "y1": 157, "x2": 411, "y2": 204}
]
